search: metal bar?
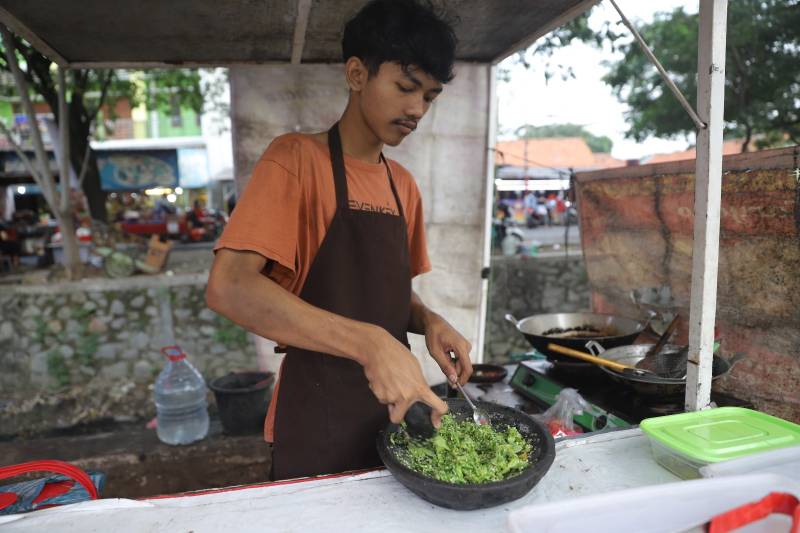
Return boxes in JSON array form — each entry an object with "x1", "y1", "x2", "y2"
[
  {"x1": 0, "y1": 7, "x2": 69, "y2": 67},
  {"x1": 291, "y1": 0, "x2": 313, "y2": 65},
  {"x1": 476, "y1": 64, "x2": 498, "y2": 365},
  {"x1": 685, "y1": 0, "x2": 728, "y2": 412},
  {"x1": 608, "y1": 0, "x2": 707, "y2": 131},
  {"x1": 67, "y1": 60, "x2": 294, "y2": 69},
  {"x1": 57, "y1": 67, "x2": 70, "y2": 215}
]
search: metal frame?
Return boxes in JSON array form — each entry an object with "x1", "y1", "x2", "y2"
[
  {"x1": 608, "y1": 0, "x2": 706, "y2": 131},
  {"x1": 290, "y1": 0, "x2": 313, "y2": 65},
  {"x1": 476, "y1": 64, "x2": 498, "y2": 364}
]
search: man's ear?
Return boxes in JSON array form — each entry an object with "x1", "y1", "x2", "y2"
[{"x1": 344, "y1": 57, "x2": 369, "y2": 92}]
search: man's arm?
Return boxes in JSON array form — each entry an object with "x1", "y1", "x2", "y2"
[
  {"x1": 206, "y1": 248, "x2": 447, "y2": 424},
  {"x1": 409, "y1": 290, "x2": 473, "y2": 386}
]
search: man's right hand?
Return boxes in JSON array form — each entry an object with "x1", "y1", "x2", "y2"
[
  {"x1": 207, "y1": 250, "x2": 447, "y2": 426},
  {"x1": 362, "y1": 328, "x2": 448, "y2": 427}
]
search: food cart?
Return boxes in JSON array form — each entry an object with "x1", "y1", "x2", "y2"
[{"x1": 1, "y1": 0, "x2": 798, "y2": 530}]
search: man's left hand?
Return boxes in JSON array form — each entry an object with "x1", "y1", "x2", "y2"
[{"x1": 424, "y1": 314, "x2": 473, "y2": 386}]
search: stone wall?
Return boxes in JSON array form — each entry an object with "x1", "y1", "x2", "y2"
[
  {"x1": 0, "y1": 274, "x2": 257, "y2": 436},
  {"x1": 484, "y1": 253, "x2": 590, "y2": 362}
]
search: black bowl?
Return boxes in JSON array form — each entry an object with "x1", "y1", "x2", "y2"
[{"x1": 376, "y1": 399, "x2": 555, "y2": 510}]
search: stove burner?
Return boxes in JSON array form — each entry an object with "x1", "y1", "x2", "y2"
[{"x1": 507, "y1": 361, "x2": 754, "y2": 427}]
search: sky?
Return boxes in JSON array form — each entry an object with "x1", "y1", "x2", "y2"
[{"x1": 497, "y1": 0, "x2": 700, "y2": 161}]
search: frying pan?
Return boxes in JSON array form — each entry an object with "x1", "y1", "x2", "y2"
[
  {"x1": 505, "y1": 312, "x2": 647, "y2": 371},
  {"x1": 587, "y1": 342, "x2": 745, "y2": 396},
  {"x1": 377, "y1": 398, "x2": 555, "y2": 510}
]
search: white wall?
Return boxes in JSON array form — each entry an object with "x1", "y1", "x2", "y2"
[{"x1": 229, "y1": 63, "x2": 489, "y2": 384}]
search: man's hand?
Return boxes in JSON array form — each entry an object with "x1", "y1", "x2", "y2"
[
  {"x1": 362, "y1": 327, "x2": 448, "y2": 426},
  {"x1": 424, "y1": 313, "x2": 473, "y2": 386}
]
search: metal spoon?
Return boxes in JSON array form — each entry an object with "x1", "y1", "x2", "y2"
[
  {"x1": 455, "y1": 381, "x2": 491, "y2": 426},
  {"x1": 643, "y1": 315, "x2": 680, "y2": 359},
  {"x1": 449, "y1": 352, "x2": 490, "y2": 426}
]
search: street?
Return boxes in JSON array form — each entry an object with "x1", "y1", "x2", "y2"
[{"x1": 520, "y1": 224, "x2": 581, "y2": 249}]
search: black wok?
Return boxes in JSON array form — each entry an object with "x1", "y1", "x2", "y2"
[
  {"x1": 377, "y1": 399, "x2": 555, "y2": 510},
  {"x1": 590, "y1": 343, "x2": 745, "y2": 396},
  {"x1": 505, "y1": 312, "x2": 647, "y2": 369}
]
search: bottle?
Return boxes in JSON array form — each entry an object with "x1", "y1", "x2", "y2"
[{"x1": 154, "y1": 345, "x2": 209, "y2": 445}]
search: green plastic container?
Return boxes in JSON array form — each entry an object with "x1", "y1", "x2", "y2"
[{"x1": 640, "y1": 407, "x2": 800, "y2": 479}]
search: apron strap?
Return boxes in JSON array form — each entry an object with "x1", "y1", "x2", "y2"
[
  {"x1": 327, "y1": 122, "x2": 405, "y2": 219},
  {"x1": 327, "y1": 123, "x2": 350, "y2": 211},
  {"x1": 381, "y1": 154, "x2": 405, "y2": 220}
]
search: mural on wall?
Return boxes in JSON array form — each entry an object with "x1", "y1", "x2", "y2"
[{"x1": 97, "y1": 150, "x2": 179, "y2": 191}]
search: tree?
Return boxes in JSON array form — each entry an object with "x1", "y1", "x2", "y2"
[
  {"x1": 512, "y1": 1, "x2": 800, "y2": 152},
  {"x1": 514, "y1": 123, "x2": 613, "y2": 153},
  {"x1": 0, "y1": 32, "x2": 205, "y2": 221},
  {"x1": 503, "y1": 13, "x2": 624, "y2": 84},
  {"x1": 603, "y1": 1, "x2": 799, "y2": 152}
]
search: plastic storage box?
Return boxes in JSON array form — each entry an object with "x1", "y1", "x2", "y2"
[{"x1": 640, "y1": 407, "x2": 800, "y2": 479}]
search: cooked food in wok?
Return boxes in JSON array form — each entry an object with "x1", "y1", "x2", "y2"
[{"x1": 541, "y1": 324, "x2": 618, "y2": 339}]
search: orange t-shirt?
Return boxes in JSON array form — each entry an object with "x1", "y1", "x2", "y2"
[
  {"x1": 214, "y1": 132, "x2": 430, "y2": 291},
  {"x1": 213, "y1": 132, "x2": 431, "y2": 442}
]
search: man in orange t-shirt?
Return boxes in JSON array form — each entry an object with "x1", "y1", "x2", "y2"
[{"x1": 207, "y1": 0, "x2": 472, "y2": 480}]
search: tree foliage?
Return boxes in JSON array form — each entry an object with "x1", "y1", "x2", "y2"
[
  {"x1": 603, "y1": 1, "x2": 799, "y2": 151},
  {"x1": 503, "y1": 14, "x2": 624, "y2": 84},
  {"x1": 513, "y1": 1, "x2": 800, "y2": 152},
  {"x1": 514, "y1": 123, "x2": 613, "y2": 153}
]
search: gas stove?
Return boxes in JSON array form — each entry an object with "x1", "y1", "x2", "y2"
[{"x1": 458, "y1": 357, "x2": 753, "y2": 434}]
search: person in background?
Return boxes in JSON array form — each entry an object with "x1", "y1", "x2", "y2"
[
  {"x1": 187, "y1": 200, "x2": 206, "y2": 229},
  {"x1": 535, "y1": 197, "x2": 549, "y2": 226},
  {"x1": 555, "y1": 196, "x2": 566, "y2": 225},
  {"x1": 0, "y1": 221, "x2": 21, "y2": 270},
  {"x1": 546, "y1": 194, "x2": 557, "y2": 226}
]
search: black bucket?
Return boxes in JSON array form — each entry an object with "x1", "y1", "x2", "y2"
[{"x1": 208, "y1": 371, "x2": 274, "y2": 435}]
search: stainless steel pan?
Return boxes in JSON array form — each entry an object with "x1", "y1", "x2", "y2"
[
  {"x1": 586, "y1": 342, "x2": 744, "y2": 396},
  {"x1": 505, "y1": 312, "x2": 647, "y2": 366}
]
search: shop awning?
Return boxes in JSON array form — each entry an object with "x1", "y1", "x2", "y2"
[{"x1": 0, "y1": 0, "x2": 598, "y2": 68}]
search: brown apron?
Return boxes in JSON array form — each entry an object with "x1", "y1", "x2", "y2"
[{"x1": 271, "y1": 123, "x2": 412, "y2": 480}]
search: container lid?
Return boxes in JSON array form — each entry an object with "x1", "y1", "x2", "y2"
[
  {"x1": 161, "y1": 345, "x2": 186, "y2": 362},
  {"x1": 640, "y1": 407, "x2": 800, "y2": 463}
]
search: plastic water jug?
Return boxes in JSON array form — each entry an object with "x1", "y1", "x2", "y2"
[{"x1": 154, "y1": 345, "x2": 209, "y2": 445}]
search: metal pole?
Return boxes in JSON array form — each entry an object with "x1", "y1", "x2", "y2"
[
  {"x1": 476, "y1": 64, "x2": 498, "y2": 365},
  {"x1": 608, "y1": 0, "x2": 706, "y2": 131},
  {"x1": 685, "y1": 0, "x2": 728, "y2": 412}
]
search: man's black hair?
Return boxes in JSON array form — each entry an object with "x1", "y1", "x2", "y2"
[{"x1": 342, "y1": 0, "x2": 458, "y2": 84}]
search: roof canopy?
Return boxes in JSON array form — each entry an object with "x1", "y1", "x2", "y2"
[{"x1": 0, "y1": 0, "x2": 597, "y2": 68}]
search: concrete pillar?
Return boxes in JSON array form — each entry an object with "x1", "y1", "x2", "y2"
[{"x1": 229, "y1": 63, "x2": 489, "y2": 384}]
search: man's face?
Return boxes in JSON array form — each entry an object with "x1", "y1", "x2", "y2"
[{"x1": 358, "y1": 62, "x2": 444, "y2": 146}]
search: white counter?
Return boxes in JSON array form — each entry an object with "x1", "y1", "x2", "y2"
[{"x1": 0, "y1": 429, "x2": 680, "y2": 532}]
